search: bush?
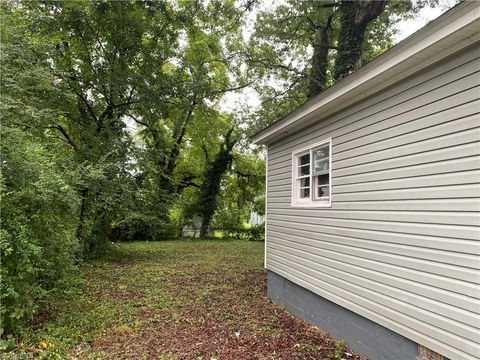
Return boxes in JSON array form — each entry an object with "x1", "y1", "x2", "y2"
[
  {"x1": 249, "y1": 223, "x2": 265, "y2": 241},
  {"x1": 0, "y1": 129, "x2": 79, "y2": 336},
  {"x1": 212, "y1": 223, "x2": 265, "y2": 241},
  {"x1": 111, "y1": 187, "x2": 178, "y2": 241},
  {"x1": 112, "y1": 214, "x2": 177, "y2": 241}
]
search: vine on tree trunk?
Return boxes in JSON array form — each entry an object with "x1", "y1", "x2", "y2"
[{"x1": 198, "y1": 127, "x2": 237, "y2": 238}]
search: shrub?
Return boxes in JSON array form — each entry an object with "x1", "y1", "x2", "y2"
[
  {"x1": 0, "y1": 129, "x2": 79, "y2": 335},
  {"x1": 212, "y1": 223, "x2": 265, "y2": 241}
]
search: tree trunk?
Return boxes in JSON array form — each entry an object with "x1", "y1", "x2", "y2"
[
  {"x1": 199, "y1": 128, "x2": 236, "y2": 238},
  {"x1": 307, "y1": 26, "x2": 331, "y2": 97},
  {"x1": 333, "y1": 0, "x2": 388, "y2": 81},
  {"x1": 76, "y1": 187, "x2": 89, "y2": 256},
  {"x1": 307, "y1": 6, "x2": 334, "y2": 97},
  {"x1": 159, "y1": 98, "x2": 196, "y2": 193}
]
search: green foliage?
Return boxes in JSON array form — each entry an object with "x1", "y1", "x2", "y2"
[
  {"x1": 213, "y1": 147, "x2": 265, "y2": 230},
  {"x1": 0, "y1": 128, "x2": 79, "y2": 335},
  {"x1": 196, "y1": 127, "x2": 237, "y2": 237},
  {"x1": 112, "y1": 183, "x2": 177, "y2": 241},
  {"x1": 0, "y1": 0, "x2": 266, "y2": 340},
  {"x1": 248, "y1": 0, "x2": 439, "y2": 128},
  {"x1": 0, "y1": 335, "x2": 16, "y2": 353},
  {"x1": 212, "y1": 223, "x2": 265, "y2": 241}
]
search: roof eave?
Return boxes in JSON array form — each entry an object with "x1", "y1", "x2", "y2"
[{"x1": 252, "y1": 1, "x2": 480, "y2": 146}]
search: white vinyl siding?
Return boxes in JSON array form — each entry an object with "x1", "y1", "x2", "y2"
[{"x1": 265, "y1": 45, "x2": 480, "y2": 360}]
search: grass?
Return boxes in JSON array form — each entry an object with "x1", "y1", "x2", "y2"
[{"x1": 8, "y1": 240, "x2": 365, "y2": 359}]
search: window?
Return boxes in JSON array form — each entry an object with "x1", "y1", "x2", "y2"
[{"x1": 292, "y1": 138, "x2": 331, "y2": 207}]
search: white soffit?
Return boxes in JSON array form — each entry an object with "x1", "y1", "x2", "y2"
[{"x1": 252, "y1": 1, "x2": 480, "y2": 145}]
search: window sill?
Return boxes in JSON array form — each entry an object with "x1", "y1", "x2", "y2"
[{"x1": 291, "y1": 201, "x2": 332, "y2": 208}]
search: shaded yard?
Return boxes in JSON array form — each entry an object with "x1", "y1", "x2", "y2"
[{"x1": 15, "y1": 240, "x2": 365, "y2": 359}]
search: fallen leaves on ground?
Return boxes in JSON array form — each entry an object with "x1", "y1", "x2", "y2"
[{"x1": 16, "y1": 240, "x2": 367, "y2": 360}]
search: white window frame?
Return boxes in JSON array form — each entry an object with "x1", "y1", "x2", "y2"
[{"x1": 291, "y1": 138, "x2": 332, "y2": 208}]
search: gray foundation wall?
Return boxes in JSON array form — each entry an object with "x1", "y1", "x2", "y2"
[{"x1": 267, "y1": 270, "x2": 418, "y2": 360}]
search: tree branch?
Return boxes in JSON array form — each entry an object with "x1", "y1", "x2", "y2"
[
  {"x1": 70, "y1": 87, "x2": 98, "y2": 122},
  {"x1": 127, "y1": 113, "x2": 149, "y2": 127},
  {"x1": 48, "y1": 125, "x2": 78, "y2": 150},
  {"x1": 356, "y1": 0, "x2": 389, "y2": 27},
  {"x1": 279, "y1": 14, "x2": 319, "y2": 29},
  {"x1": 211, "y1": 80, "x2": 257, "y2": 94},
  {"x1": 246, "y1": 57, "x2": 305, "y2": 75}
]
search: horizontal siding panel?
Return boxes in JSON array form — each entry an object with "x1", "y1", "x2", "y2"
[
  {"x1": 268, "y1": 213, "x2": 479, "y2": 240},
  {"x1": 268, "y1": 229, "x2": 479, "y2": 288},
  {"x1": 333, "y1": 169, "x2": 480, "y2": 193},
  {"x1": 268, "y1": 184, "x2": 480, "y2": 202},
  {"x1": 333, "y1": 79, "x2": 480, "y2": 148},
  {"x1": 269, "y1": 86, "x2": 479, "y2": 167},
  {"x1": 330, "y1": 199, "x2": 480, "y2": 212},
  {"x1": 268, "y1": 225, "x2": 479, "y2": 269},
  {"x1": 334, "y1": 100, "x2": 480, "y2": 160},
  {"x1": 269, "y1": 170, "x2": 480, "y2": 194},
  {"x1": 267, "y1": 259, "x2": 480, "y2": 360},
  {"x1": 332, "y1": 184, "x2": 480, "y2": 202},
  {"x1": 268, "y1": 220, "x2": 480, "y2": 255},
  {"x1": 268, "y1": 259, "x2": 480, "y2": 360},
  {"x1": 333, "y1": 155, "x2": 480, "y2": 185},
  {"x1": 268, "y1": 184, "x2": 290, "y2": 193},
  {"x1": 335, "y1": 124, "x2": 479, "y2": 170},
  {"x1": 268, "y1": 231, "x2": 479, "y2": 290},
  {"x1": 267, "y1": 199, "x2": 480, "y2": 212},
  {"x1": 269, "y1": 139, "x2": 480, "y2": 177},
  {"x1": 268, "y1": 155, "x2": 480, "y2": 183},
  {"x1": 267, "y1": 208, "x2": 479, "y2": 227},
  {"x1": 268, "y1": 177, "x2": 291, "y2": 187},
  {"x1": 268, "y1": 240, "x2": 480, "y2": 335},
  {"x1": 333, "y1": 142, "x2": 479, "y2": 177}
]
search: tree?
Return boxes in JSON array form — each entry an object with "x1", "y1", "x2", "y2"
[
  {"x1": 13, "y1": 0, "x2": 182, "y2": 254},
  {"x1": 1, "y1": 0, "x2": 267, "y2": 338},
  {"x1": 308, "y1": 3, "x2": 336, "y2": 96},
  {"x1": 126, "y1": 0, "x2": 255, "y2": 236},
  {"x1": 213, "y1": 147, "x2": 266, "y2": 230},
  {"x1": 1, "y1": 5, "x2": 80, "y2": 333},
  {"x1": 196, "y1": 127, "x2": 237, "y2": 237},
  {"x1": 247, "y1": 0, "x2": 437, "y2": 131},
  {"x1": 333, "y1": 0, "x2": 388, "y2": 81}
]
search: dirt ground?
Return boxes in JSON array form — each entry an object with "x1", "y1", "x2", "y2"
[{"x1": 16, "y1": 240, "x2": 366, "y2": 360}]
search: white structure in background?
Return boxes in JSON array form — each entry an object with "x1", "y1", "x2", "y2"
[
  {"x1": 248, "y1": 211, "x2": 265, "y2": 227},
  {"x1": 182, "y1": 214, "x2": 202, "y2": 238}
]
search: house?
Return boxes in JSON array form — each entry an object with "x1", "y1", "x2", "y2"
[{"x1": 251, "y1": 2, "x2": 480, "y2": 360}]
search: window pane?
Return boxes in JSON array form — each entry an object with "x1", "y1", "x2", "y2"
[
  {"x1": 299, "y1": 153, "x2": 310, "y2": 165},
  {"x1": 313, "y1": 146, "x2": 329, "y2": 160},
  {"x1": 300, "y1": 187, "x2": 310, "y2": 198},
  {"x1": 314, "y1": 159, "x2": 329, "y2": 174},
  {"x1": 299, "y1": 165, "x2": 310, "y2": 176},
  {"x1": 318, "y1": 186, "x2": 329, "y2": 198},
  {"x1": 317, "y1": 174, "x2": 329, "y2": 185},
  {"x1": 299, "y1": 177, "x2": 310, "y2": 187},
  {"x1": 313, "y1": 145, "x2": 329, "y2": 174}
]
